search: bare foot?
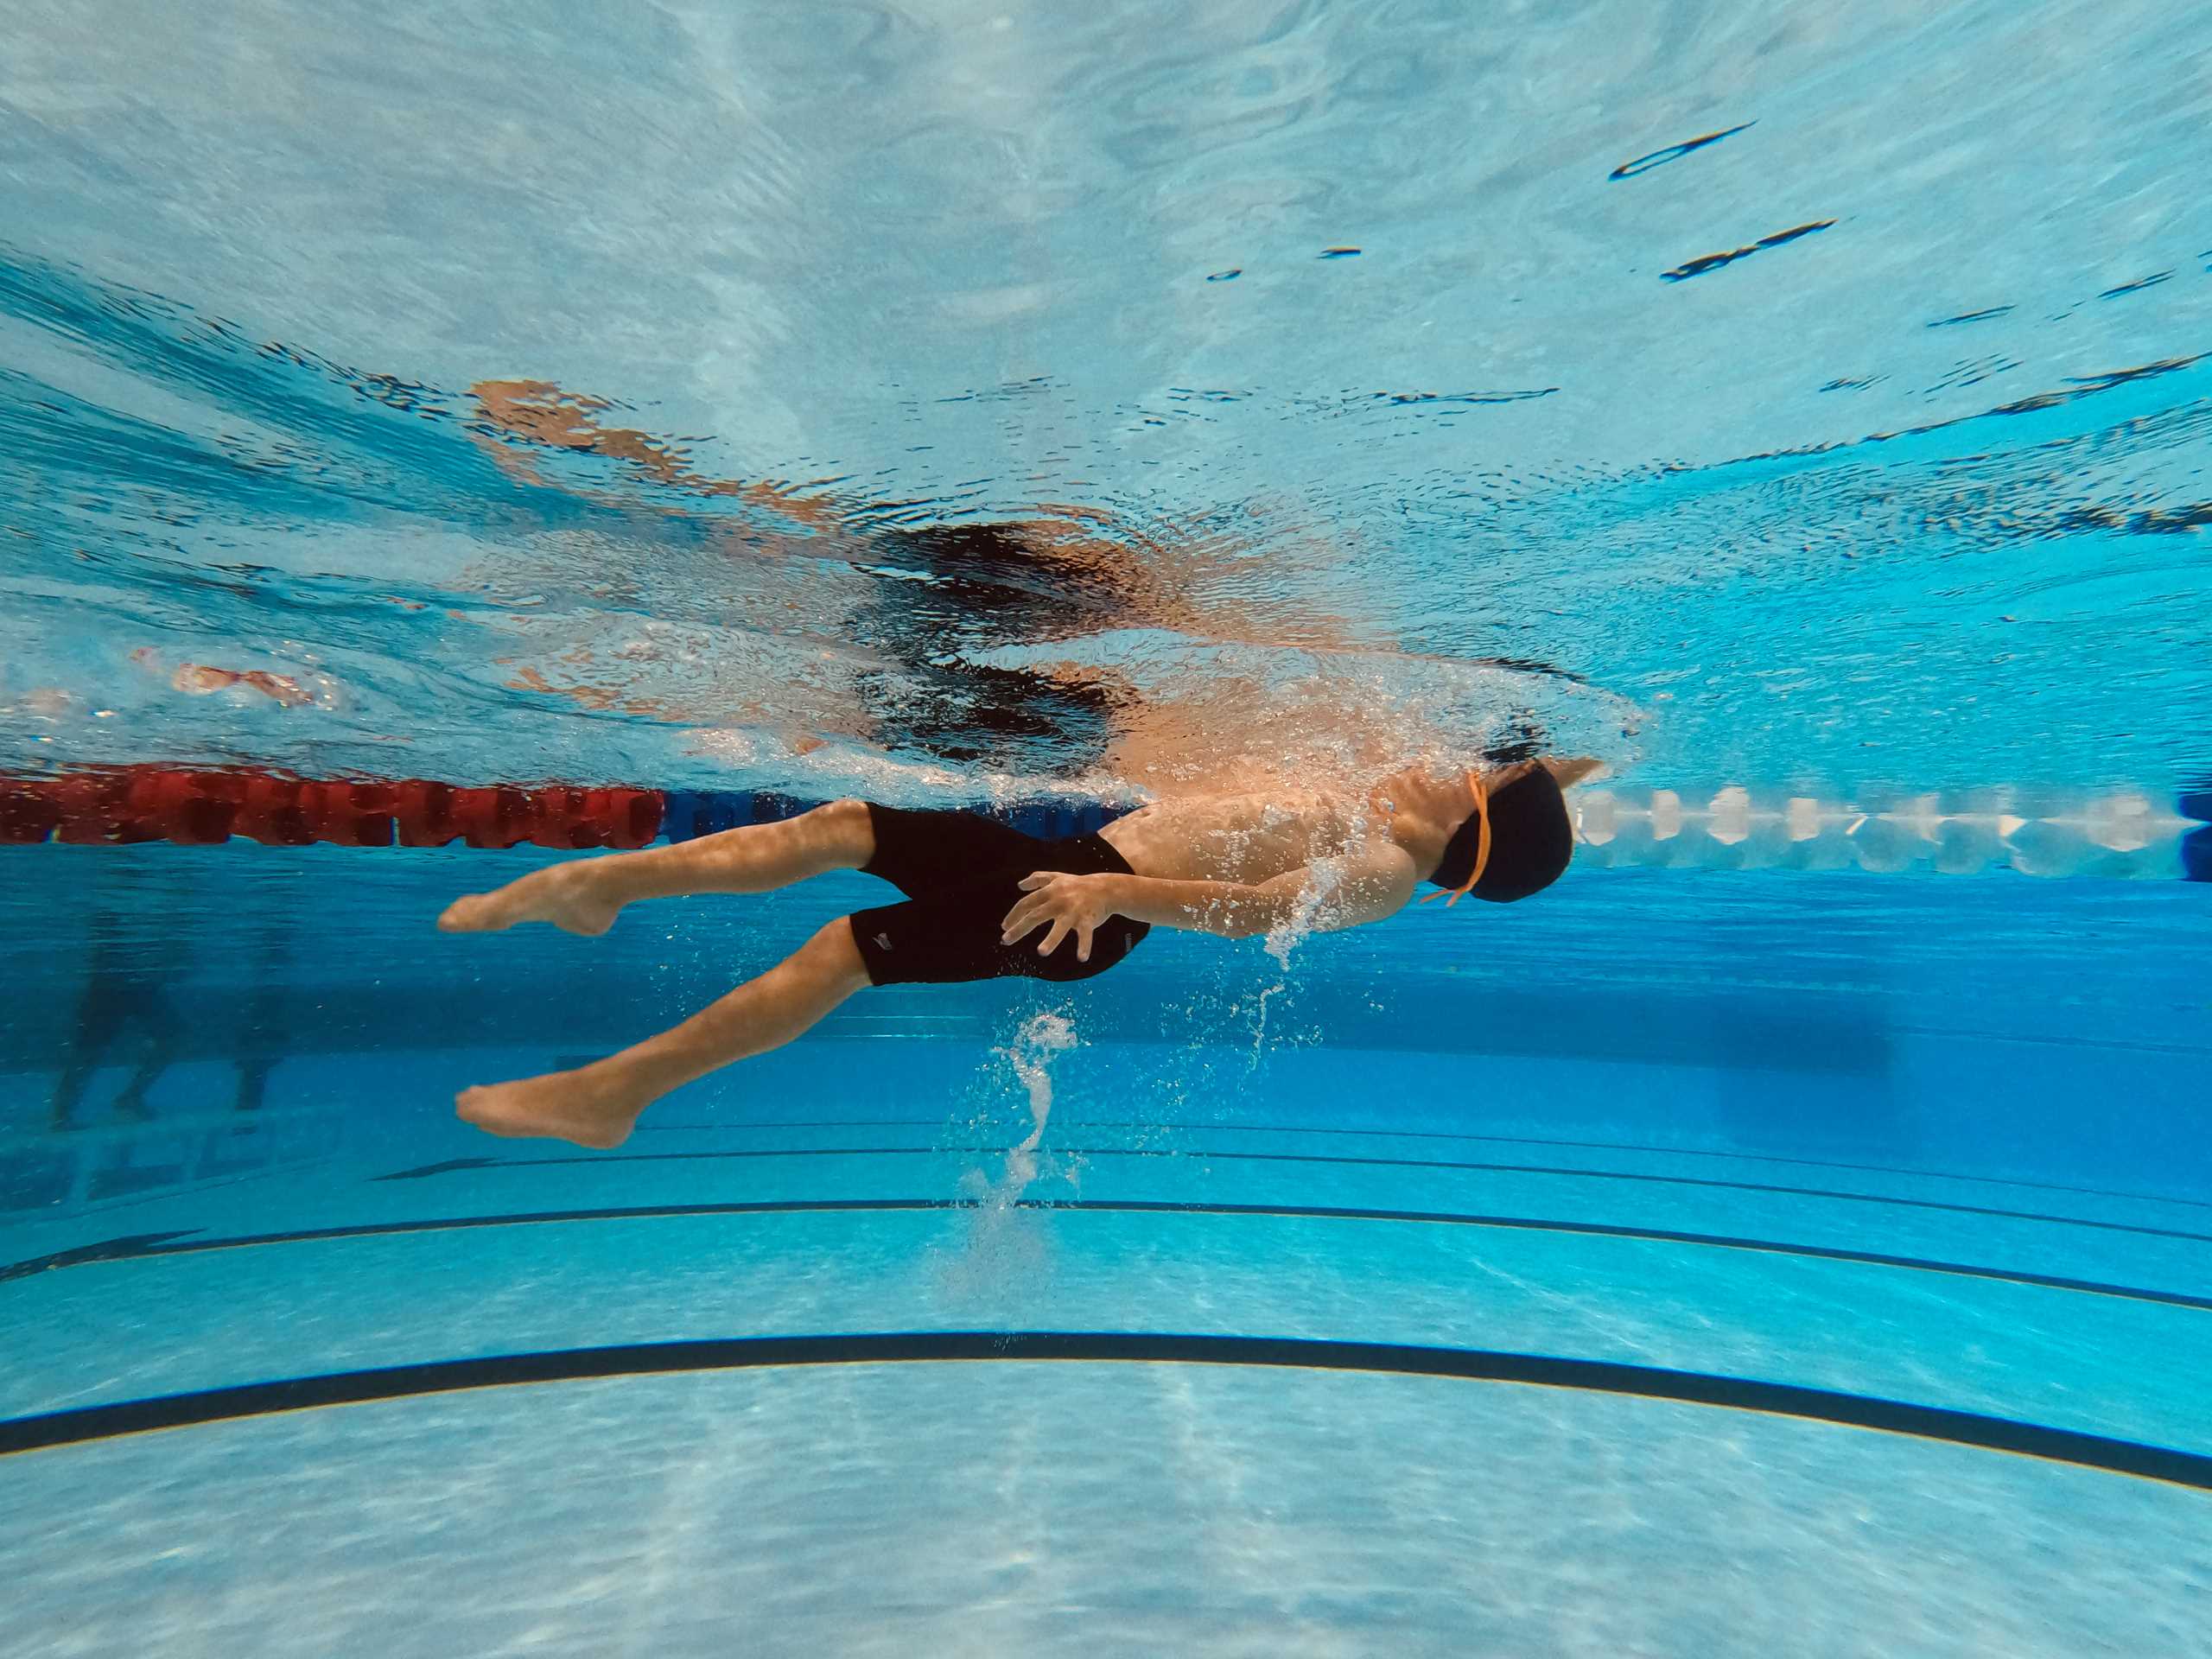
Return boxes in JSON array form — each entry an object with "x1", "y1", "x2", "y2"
[
  {"x1": 455, "y1": 1065, "x2": 642, "y2": 1150},
  {"x1": 438, "y1": 862, "x2": 623, "y2": 937}
]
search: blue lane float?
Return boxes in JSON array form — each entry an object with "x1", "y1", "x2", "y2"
[
  {"x1": 2179, "y1": 786, "x2": 2212, "y2": 882},
  {"x1": 657, "y1": 790, "x2": 1124, "y2": 844}
]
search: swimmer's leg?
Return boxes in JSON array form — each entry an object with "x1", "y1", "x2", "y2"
[
  {"x1": 438, "y1": 798, "x2": 875, "y2": 937},
  {"x1": 454, "y1": 917, "x2": 871, "y2": 1149}
]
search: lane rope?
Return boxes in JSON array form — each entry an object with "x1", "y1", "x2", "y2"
[{"x1": 1, "y1": 766, "x2": 2204, "y2": 878}]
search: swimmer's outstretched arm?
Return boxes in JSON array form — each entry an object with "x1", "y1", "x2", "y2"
[{"x1": 1002, "y1": 849, "x2": 1416, "y2": 959}]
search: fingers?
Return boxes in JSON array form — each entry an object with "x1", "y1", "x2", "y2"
[
  {"x1": 1005, "y1": 874, "x2": 1099, "y2": 956},
  {"x1": 1001, "y1": 895, "x2": 1044, "y2": 944}
]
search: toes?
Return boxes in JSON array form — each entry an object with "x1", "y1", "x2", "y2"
[
  {"x1": 439, "y1": 894, "x2": 510, "y2": 933},
  {"x1": 455, "y1": 1087, "x2": 518, "y2": 1136}
]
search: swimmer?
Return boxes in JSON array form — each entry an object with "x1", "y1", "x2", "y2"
[{"x1": 437, "y1": 757, "x2": 1597, "y2": 1148}]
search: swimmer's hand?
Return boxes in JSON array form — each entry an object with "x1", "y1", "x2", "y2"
[{"x1": 1001, "y1": 871, "x2": 1126, "y2": 962}]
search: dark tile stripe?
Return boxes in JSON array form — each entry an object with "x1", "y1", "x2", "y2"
[
  {"x1": 375, "y1": 1145, "x2": 2212, "y2": 1248},
  {"x1": 628, "y1": 1119, "x2": 2212, "y2": 1213},
  {"x1": 7, "y1": 1198, "x2": 2210, "y2": 1320},
  {"x1": 3, "y1": 1331, "x2": 2209, "y2": 1492},
  {"x1": 0, "y1": 1232, "x2": 200, "y2": 1285}
]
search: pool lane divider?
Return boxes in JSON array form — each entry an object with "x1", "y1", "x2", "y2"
[
  {"x1": 2183, "y1": 785, "x2": 2212, "y2": 881},
  {"x1": 3, "y1": 1331, "x2": 2210, "y2": 1491},
  {"x1": 1573, "y1": 784, "x2": 2204, "y2": 878},
  {"x1": 0, "y1": 766, "x2": 1118, "y2": 849},
  {"x1": 8, "y1": 1198, "x2": 2212, "y2": 1322},
  {"x1": 1, "y1": 766, "x2": 2205, "y2": 876}
]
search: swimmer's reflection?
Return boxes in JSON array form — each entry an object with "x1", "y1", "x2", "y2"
[
  {"x1": 233, "y1": 912, "x2": 290, "y2": 1116},
  {"x1": 50, "y1": 908, "x2": 182, "y2": 1130},
  {"x1": 466, "y1": 379, "x2": 1569, "y2": 790}
]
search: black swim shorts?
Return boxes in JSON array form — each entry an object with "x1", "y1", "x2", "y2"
[{"x1": 849, "y1": 804, "x2": 1149, "y2": 987}]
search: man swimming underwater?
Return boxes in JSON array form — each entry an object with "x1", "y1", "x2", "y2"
[{"x1": 437, "y1": 757, "x2": 1595, "y2": 1148}]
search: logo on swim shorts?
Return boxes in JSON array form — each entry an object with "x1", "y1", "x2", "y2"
[{"x1": 874, "y1": 932, "x2": 893, "y2": 950}]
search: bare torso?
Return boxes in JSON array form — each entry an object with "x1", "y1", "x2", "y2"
[{"x1": 1099, "y1": 787, "x2": 1399, "y2": 883}]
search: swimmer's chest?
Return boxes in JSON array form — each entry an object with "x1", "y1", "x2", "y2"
[{"x1": 1104, "y1": 791, "x2": 1377, "y2": 881}]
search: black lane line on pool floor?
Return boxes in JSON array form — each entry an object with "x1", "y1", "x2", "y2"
[
  {"x1": 4, "y1": 1332, "x2": 2210, "y2": 1492},
  {"x1": 625, "y1": 1119, "x2": 2212, "y2": 1214},
  {"x1": 6, "y1": 1198, "x2": 2211, "y2": 1322},
  {"x1": 371, "y1": 1146, "x2": 2212, "y2": 1249}
]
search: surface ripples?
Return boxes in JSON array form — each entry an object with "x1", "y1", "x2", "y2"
[{"x1": 1, "y1": 0, "x2": 2208, "y2": 805}]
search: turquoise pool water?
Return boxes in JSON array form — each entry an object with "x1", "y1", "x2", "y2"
[{"x1": 5, "y1": 1, "x2": 2212, "y2": 1652}]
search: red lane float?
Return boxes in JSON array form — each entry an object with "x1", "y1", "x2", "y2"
[
  {"x1": 0, "y1": 770, "x2": 1124, "y2": 849},
  {"x1": 0, "y1": 779, "x2": 60, "y2": 844},
  {"x1": 1, "y1": 766, "x2": 665, "y2": 850}
]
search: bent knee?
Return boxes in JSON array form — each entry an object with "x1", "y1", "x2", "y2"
[
  {"x1": 804, "y1": 915, "x2": 874, "y2": 988},
  {"x1": 807, "y1": 798, "x2": 875, "y2": 864},
  {"x1": 787, "y1": 800, "x2": 871, "y2": 875}
]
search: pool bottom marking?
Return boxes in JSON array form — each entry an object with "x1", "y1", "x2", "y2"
[
  {"x1": 370, "y1": 1143, "x2": 2212, "y2": 1248},
  {"x1": 9, "y1": 1196, "x2": 2212, "y2": 1322},
  {"x1": 3, "y1": 1332, "x2": 2209, "y2": 1493},
  {"x1": 615, "y1": 1116, "x2": 2212, "y2": 1212}
]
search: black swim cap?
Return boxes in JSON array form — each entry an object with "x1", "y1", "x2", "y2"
[{"x1": 1430, "y1": 766, "x2": 1573, "y2": 902}]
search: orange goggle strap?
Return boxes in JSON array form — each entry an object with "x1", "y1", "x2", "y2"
[{"x1": 1419, "y1": 771, "x2": 1491, "y2": 908}]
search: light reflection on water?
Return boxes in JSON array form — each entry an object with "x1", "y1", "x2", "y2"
[{"x1": 3, "y1": 0, "x2": 2209, "y2": 802}]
